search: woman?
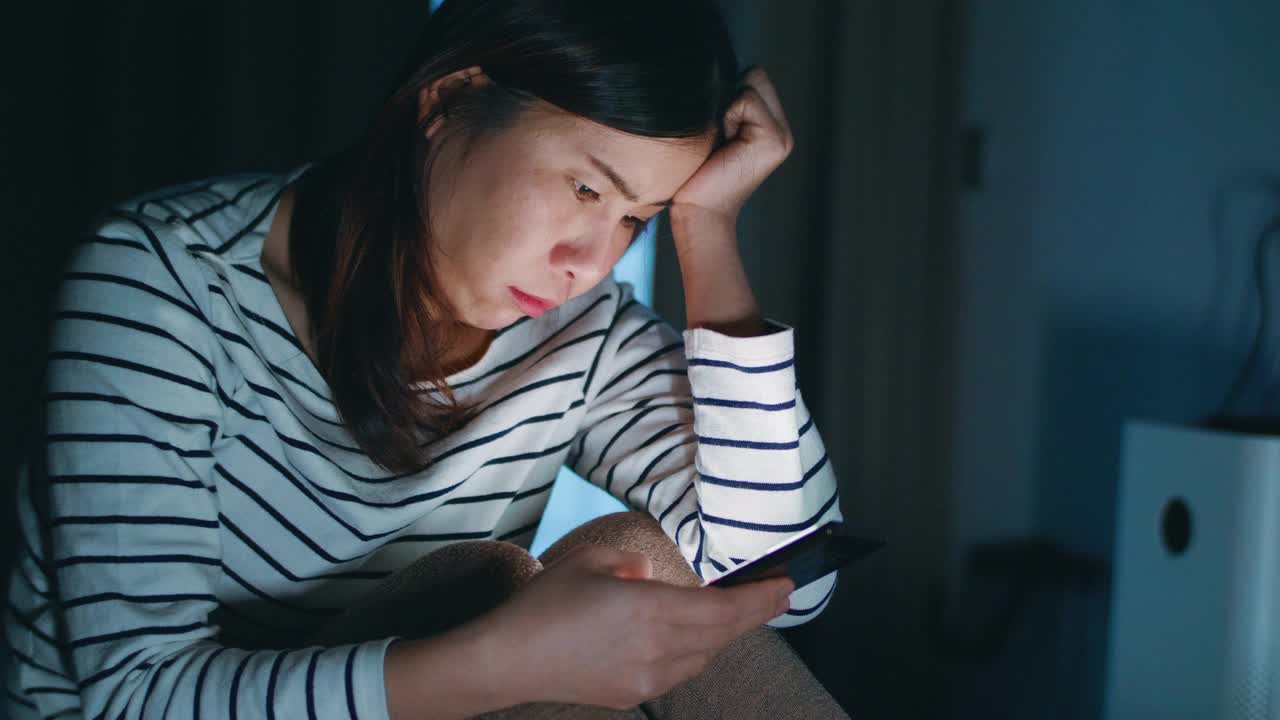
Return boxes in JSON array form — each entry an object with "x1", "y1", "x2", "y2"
[{"x1": 5, "y1": 1, "x2": 845, "y2": 717}]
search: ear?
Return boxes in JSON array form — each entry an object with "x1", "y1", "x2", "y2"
[{"x1": 417, "y1": 65, "x2": 491, "y2": 140}]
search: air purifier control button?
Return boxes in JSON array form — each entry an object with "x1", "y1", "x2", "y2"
[{"x1": 1160, "y1": 497, "x2": 1191, "y2": 555}]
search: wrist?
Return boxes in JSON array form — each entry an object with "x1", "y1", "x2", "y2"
[
  {"x1": 384, "y1": 617, "x2": 522, "y2": 719},
  {"x1": 668, "y1": 204, "x2": 736, "y2": 254}
]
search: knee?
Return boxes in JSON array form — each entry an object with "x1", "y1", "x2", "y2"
[
  {"x1": 308, "y1": 540, "x2": 542, "y2": 645},
  {"x1": 537, "y1": 511, "x2": 701, "y2": 587},
  {"x1": 403, "y1": 539, "x2": 543, "y2": 596}
]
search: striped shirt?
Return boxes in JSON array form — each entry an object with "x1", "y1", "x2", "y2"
[{"x1": 5, "y1": 164, "x2": 843, "y2": 719}]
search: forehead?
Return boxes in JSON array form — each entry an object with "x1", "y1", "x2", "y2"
[{"x1": 508, "y1": 101, "x2": 714, "y2": 200}]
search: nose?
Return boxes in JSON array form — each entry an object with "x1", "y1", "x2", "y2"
[{"x1": 549, "y1": 228, "x2": 613, "y2": 288}]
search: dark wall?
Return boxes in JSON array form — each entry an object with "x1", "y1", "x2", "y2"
[{"x1": 3, "y1": 0, "x2": 425, "y2": 555}]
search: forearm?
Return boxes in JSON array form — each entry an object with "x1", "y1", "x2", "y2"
[
  {"x1": 669, "y1": 206, "x2": 765, "y2": 338},
  {"x1": 384, "y1": 617, "x2": 519, "y2": 720}
]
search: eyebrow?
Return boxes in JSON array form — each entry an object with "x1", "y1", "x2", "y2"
[{"x1": 587, "y1": 153, "x2": 673, "y2": 208}]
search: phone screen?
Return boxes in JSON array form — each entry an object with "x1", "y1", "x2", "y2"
[{"x1": 706, "y1": 521, "x2": 884, "y2": 591}]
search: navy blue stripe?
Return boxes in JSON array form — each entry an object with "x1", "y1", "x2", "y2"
[
  {"x1": 231, "y1": 263, "x2": 270, "y2": 283},
  {"x1": 139, "y1": 655, "x2": 178, "y2": 717},
  {"x1": 697, "y1": 452, "x2": 826, "y2": 492},
  {"x1": 798, "y1": 413, "x2": 814, "y2": 436},
  {"x1": 344, "y1": 646, "x2": 360, "y2": 720},
  {"x1": 172, "y1": 177, "x2": 270, "y2": 224},
  {"x1": 75, "y1": 647, "x2": 144, "y2": 688},
  {"x1": 111, "y1": 211, "x2": 210, "y2": 324},
  {"x1": 453, "y1": 293, "x2": 612, "y2": 390},
  {"x1": 598, "y1": 341, "x2": 684, "y2": 396},
  {"x1": 483, "y1": 436, "x2": 575, "y2": 466},
  {"x1": 583, "y1": 297, "x2": 637, "y2": 394},
  {"x1": 193, "y1": 647, "x2": 230, "y2": 720},
  {"x1": 618, "y1": 317, "x2": 661, "y2": 351},
  {"x1": 47, "y1": 432, "x2": 213, "y2": 458},
  {"x1": 675, "y1": 510, "x2": 699, "y2": 550},
  {"x1": 687, "y1": 357, "x2": 794, "y2": 373},
  {"x1": 586, "y1": 404, "x2": 669, "y2": 481},
  {"x1": 47, "y1": 391, "x2": 218, "y2": 442},
  {"x1": 211, "y1": 324, "x2": 331, "y2": 405},
  {"x1": 220, "y1": 564, "x2": 345, "y2": 617},
  {"x1": 514, "y1": 477, "x2": 556, "y2": 501},
  {"x1": 266, "y1": 650, "x2": 289, "y2": 720},
  {"x1": 212, "y1": 181, "x2": 292, "y2": 255},
  {"x1": 69, "y1": 621, "x2": 209, "y2": 649},
  {"x1": 21, "y1": 686, "x2": 77, "y2": 695},
  {"x1": 84, "y1": 234, "x2": 149, "y2": 253},
  {"x1": 657, "y1": 484, "x2": 694, "y2": 523},
  {"x1": 63, "y1": 271, "x2": 202, "y2": 320},
  {"x1": 229, "y1": 650, "x2": 254, "y2": 720},
  {"x1": 220, "y1": 513, "x2": 386, "y2": 582},
  {"x1": 692, "y1": 397, "x2": 795, "y2": 411},
  {"x1": 494, "y1": 315, "x2": 529, "y2": 337},
  {"x1": 620, "y1": 367, "x2": 688, "y2": 396},
  {"x1": 708, "y1": 556, "x2": 728, "y2": 573},
  {"x1": 62, "y1": 592, "x2": 218, "y2": 610},
  {"x1": 230, "y1": 436, "x2": 402, "y2": 541},
  {"x1": 54, "y1": 554, "x2": 220, "y2": 569},
  {"x1": 50, "y1": 515, "x2": 218, "y2": 529},
  {"x1": 49, "y1": 473, "x2": 211, "y2": 491},
  {"x1": 56, "y1": 310, "x2": 216, "y2": 374},
  {"x1": 304, "y1": 649, "x2": 320, "y2": 720},
  {"x1": 497, "y1": 520, "x2": 541, "y2": 541},
  {"x1": 5, "y1": 690, "x2": 35, "y2": 708},
  {"x1": 701, "y1": 490, "x2": 839, "y2": 533},
  {"x1": 215, "y1": 464, "x2": 384, "y2": 566},
  {"x1": 388, "y1": 530, "x2": 491, "y2": 543},
  {"x1": 628, "y1": 439, "x2": 695, "y2": 511},
  {"x1": 233, "y1": 433, "x2": 463, "y2": 508},
  {"x1": 48, "y1": 351, "x2": 211, "y2": 394},
  {"x1": 477, "y1": 372, "x2": 583, "y2": 415},
  {"x1": 532, "y1": 329, "x2": 608, "y2": 371},
  {"x1": 132, "y1": 180, "x2": 216, "y2": 213},
  {"x1": 694, "y1": 435, "x2": 799, "y2": 450},
  {"x1": 239, "y1": 304, "x2": 308, "y2": 355}
]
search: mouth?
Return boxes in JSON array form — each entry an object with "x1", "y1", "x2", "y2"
[{"x1": 508, "y1": 286, "x2": 557, "y2": 318}]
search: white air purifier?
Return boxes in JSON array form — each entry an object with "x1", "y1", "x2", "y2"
[{"x1": 1105, "y1": 420, "x2": 1280, "y2": 720}]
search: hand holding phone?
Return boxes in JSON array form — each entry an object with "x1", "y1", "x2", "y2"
[{"x1": 707, "y1": 521, "x2": 884, "y2": 591}]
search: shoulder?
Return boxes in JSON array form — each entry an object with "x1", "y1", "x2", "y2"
[
  {"x1": 121, "y1": 170, "x2": 291, "y2": 254},
  {"x1": 51, "y1": 209, "x2": 223, "y2": 387}
]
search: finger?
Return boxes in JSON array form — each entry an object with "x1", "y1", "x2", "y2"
[
  {"x1": 728, "y1": 87, "x2": 788, "y2": 149},
  {"x1": 722, "y1": 577, "x2": 795, "y2": 635},
  {"x1": 739, "y1": 67, "x2": 791, "y2": 139},
  {"x1": 657, "y1": 576, "x2": 793, "y2": 629},
  {"x1": 721, "y1": 94, "x2": 749, "y2": 143}
]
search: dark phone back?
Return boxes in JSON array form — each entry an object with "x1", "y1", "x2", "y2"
[{"x1": 709, "y1": 522, "x2": 885, "y2": 590}]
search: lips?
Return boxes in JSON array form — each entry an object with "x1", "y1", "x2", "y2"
[{"x1": 509, "y1": 286, "x2": 556, "y2": 318}]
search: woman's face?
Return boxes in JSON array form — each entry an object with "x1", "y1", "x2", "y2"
[{"x1": 424, "y1": 99, "x2": 714, "y2": 330}]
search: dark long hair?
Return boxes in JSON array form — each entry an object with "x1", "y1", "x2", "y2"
[{"x1": 289, "y1": 0, "x2": 739, "y2": 473}]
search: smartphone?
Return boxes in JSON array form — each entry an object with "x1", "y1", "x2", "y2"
[{"x1": 706, "y1": 521, "x2": 884, "y2": 591}]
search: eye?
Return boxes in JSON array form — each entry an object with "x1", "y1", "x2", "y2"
[{"x1": 573, "y1": 180, "x2": 600, "y2": 202}]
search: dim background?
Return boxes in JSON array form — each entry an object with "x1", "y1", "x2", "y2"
[{"x1": 3, "y1": 1, "x2": 1279, "y2": 718}]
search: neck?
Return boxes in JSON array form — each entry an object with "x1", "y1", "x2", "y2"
[{"x1": 263, "y1": 186, "x2": 493, "y2": 378}]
